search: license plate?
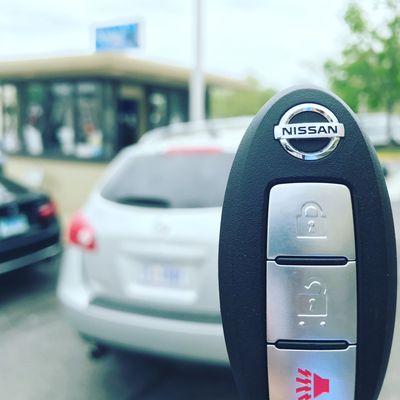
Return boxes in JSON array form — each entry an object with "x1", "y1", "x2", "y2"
[
  {"x1": 138, "y1": 263, "x2": 190, "y2": 289},
  {"x1": 0, "y1": 215, "x2": 29, "y2": 238}
]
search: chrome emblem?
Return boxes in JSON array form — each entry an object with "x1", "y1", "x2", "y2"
[{"x1": 274, "y1": 103, "x2": 345, "y2": 160}]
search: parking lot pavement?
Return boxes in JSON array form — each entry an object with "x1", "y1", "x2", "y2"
[
  {"x1": 0, "y1": 259, "x2": 238, "y2": 400},
  {"x1": 1, "y1": 192, "x2": 400, "y2": 400}
]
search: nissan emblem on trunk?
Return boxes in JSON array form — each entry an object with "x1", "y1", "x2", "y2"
[{"x1": 274, "y1": 103, "x2": 345, "y2": 160}]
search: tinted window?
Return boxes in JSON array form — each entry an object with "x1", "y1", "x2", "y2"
[
  {"x1": 75, "y1": 82, "x2": 104, "y2": 159},
  {"x1": 23, "y1": 83, "x2": 47, "y2": 155},
  {"x1": 147, "y1": 88, "x2": 189, "y2": 129},
  {"x1": 49, "y1": 83, "x2": 75, "y2": 156},
  {"x1": 0, "y1": 84, "x2": 20, "y2": 153},
  {"x1": 148, "y1": 90, "x2": 168, "y2": 129},
  {"x1": 101, "y1": 151, "x2": 234, "y2": 208},
  {"x1": 169, "y1": 90, "x2": 188, "y2": 124}
]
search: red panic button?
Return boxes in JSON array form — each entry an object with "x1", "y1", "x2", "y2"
[
  {"x1": 296, "y1": 368, "x2": 330, "y2": 399},
  {"x1": 267, "y1": 345, "x2": 356, "y2": 399}
]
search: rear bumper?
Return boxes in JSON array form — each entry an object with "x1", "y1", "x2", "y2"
[
  {"x1": 0, "y1": 242, "x2": 61, "y2": 274},
  {"x1": 57, "y1": 247, "x2": 229, "y2": 365},
  {"x1": 63, "y1": 300, "x2": 229, "y2": 365},
  {"x1": 0, "y1": 223, "x2": 60, "y2": 274}
]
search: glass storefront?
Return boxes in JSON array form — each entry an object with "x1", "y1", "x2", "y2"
[
  {"x1": 148, "y1": 89, "x2": 169, "y2": 129},
  {"x1": 75, "y1": 82, "x2": 104, "y2": 159},
  {"x1": 147, "y1": 87, "x2": 188, "y2": 130},
  {"x1": 49, "y1": 83, "x2": 75, "y2": 156},
  {"x1": 169, "y1": 90, "x2": 189, "y2": 124},
  {"x1": 0, "y1": 80, "x2": 189, "y2": 161},
  {"x1": 23, "y1": 83, "x2": 47, "y2": 155},
  {"x1": 1, "y1": 84, "x2": 20, "y2": 154}
]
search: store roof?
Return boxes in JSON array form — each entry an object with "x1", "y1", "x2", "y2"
[{"x1": 0, "y1": 53, "x2": 247, "y2": 89}]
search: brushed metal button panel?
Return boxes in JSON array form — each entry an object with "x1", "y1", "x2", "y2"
[
  {"x1": 266, "y1": 261, "x2": 357, "y2": 343},
  {"x1": 267, "y1": 183, "x2": 355, "y2": 260},
  {"x1": 267, "y1": 345, "x2": 356, "y2": 400}
]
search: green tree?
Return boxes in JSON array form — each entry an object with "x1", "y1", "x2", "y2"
[
  {"x1": 209, "y1": 76, "x2": 275, "y2": 118},
  {"x1": 325, "y1": 0, "x2": 400, "y2": 143}
]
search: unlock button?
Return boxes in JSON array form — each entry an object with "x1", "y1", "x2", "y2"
[
  {"x1": 297, "y1": 280, "x2": 328, "y2": 318},
  {"x1": 266, "y1": 260, "x2": 357, "y2": 343}
]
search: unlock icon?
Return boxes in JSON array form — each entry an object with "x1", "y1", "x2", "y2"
[{"x1": 297, "y1": 280, "x2": 328, "y2": 318}]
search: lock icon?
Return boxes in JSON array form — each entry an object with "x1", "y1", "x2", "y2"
[
  {"x1": 297, "y1": 202, "x2": 327, "y2": 238},
  {"x1": 297, "y1": 280, "x2": 328, "y2": 318}
]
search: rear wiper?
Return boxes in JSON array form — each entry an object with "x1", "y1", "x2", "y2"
[{"x1": 115, "y1": 196, "x2": 171, "y2": 208}]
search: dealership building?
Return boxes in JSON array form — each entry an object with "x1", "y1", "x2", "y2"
[
  {"x1": 0, "y1": 53, "x2": 245, "y2": 160},
  {"x1": 0, "y1": 53, "x2": 244, "y2": 220}
]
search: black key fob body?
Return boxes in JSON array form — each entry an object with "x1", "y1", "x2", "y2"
[{"x1": 219, "y1": 87, "x2": 397, "y2": 400}]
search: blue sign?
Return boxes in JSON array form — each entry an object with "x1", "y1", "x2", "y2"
[{"x1": 95, "y1": 23, "x2": 139, "y2": 51}]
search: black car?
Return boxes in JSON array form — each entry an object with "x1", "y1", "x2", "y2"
[{"x1": 0, "y1": 176, "x2": 61, "y2": 274}]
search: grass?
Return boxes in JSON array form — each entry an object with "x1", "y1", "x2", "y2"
[{"x1": 376, "y1": 145, "x2": 400, "y2": 160}]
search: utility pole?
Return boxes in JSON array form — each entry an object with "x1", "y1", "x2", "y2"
[{"x1": 189, "y1": 0, "x2": 205, "y2": 121}]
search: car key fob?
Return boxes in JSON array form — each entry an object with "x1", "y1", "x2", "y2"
[{"x1": 219, "y1": 86, "x2": 397, "y2": 400}]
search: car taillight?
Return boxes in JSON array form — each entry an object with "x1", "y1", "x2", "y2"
[
  {"x1": 38, "y1": 201, "x2": 57, "y2": 219},
  {"x1": 68, "y1": 212, "x2": 96, "y2": 251}
]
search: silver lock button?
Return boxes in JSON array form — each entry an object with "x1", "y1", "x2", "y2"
[
  {"x1": 267, "y1": 183, "x2": 355, "y2": 260},
  {"x1": 266, "y1": 261, "x2": 357, "y2": 343},
  {"x1": 267, "y1": 345, "x2": 356, "y2": 400},
  {"x1": 297, "y1": 202, "x2": 326, "y2": 239}
]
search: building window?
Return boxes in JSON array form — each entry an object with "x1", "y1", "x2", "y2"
[
  {"x1": 147, "y1": 87, "x2": 189, "y2": 130},
  {"x1": 23, "y1": 83, "x2": 47, "y2": 155},
  {"x1": 75, "y1": 82, "x2": 104, "y2": 159},
  {"x1": 49, "y1": 83, "x2": 75, "y2": 156},
  {"x1": 169, "y1": 90, "x2": 188, "y2": 124},
  {"x1": 1, "y1": 84, "x2": 20, "y2": 154},
  {"x1": 102, "y1": 82, "x2": 115, "y2": 158},
  {"x1": 148, "y1": 90, "x2": 168, "y2": 129},
  {"x1": 0, "y1": 81, "x2": 112, "y2": 160}
]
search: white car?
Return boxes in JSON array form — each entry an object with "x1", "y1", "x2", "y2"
[{"x1": 57, "y1": 117, "x2": 251, "y2": 364}]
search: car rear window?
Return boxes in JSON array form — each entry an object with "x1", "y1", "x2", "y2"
[{"x1": 101, "y1": 150, "x2": 235, "y2": 208}]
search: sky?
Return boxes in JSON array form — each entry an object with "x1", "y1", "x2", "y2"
[{"x1": 0, "y1": 0, "x2": 350, "y2": 89}]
